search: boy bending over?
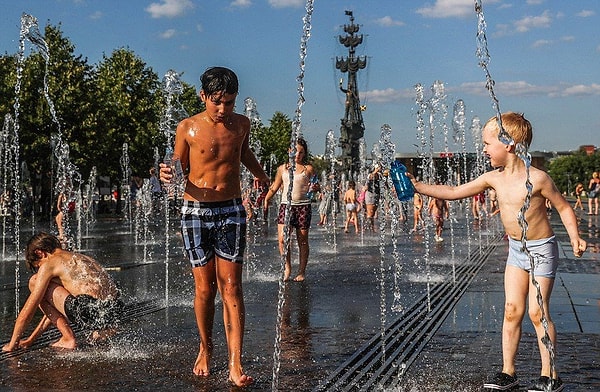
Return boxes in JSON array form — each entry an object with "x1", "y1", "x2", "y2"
[{"x1": 2, "y1": 232, "x2": 123, "y2": 352}]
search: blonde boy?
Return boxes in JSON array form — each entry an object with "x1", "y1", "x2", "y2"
[{"x1": 409, "y1": 112, "x2": 586, "y2": 392}]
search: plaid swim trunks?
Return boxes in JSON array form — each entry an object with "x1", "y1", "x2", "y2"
[
  {"x1": 277, "y1": 203, "x2": 312, "y2": 230},
  {"x1": 180, "y1": 199, "x2": 247, "y2": 267}
]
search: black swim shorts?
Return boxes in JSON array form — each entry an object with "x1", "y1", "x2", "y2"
[{"x1": 64, "y1": 294, "x2": 124, "y2": 330}]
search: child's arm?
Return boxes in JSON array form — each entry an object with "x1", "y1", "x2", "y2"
[
  {"x1": 19, "y1": 315, "x2": 52, "y2": 348},
  {"x1": 2, "y1": 269, "x2": 52, "y2": 352},
  {"x1": 264, "y1": 166, "x2": 283, "y2": 208},
  {"x1": 408, "y1": 172, "x2": 489, "y2": 201},
  {"x1": 541, "y1": 173, "x2": 586, "y2": 257}
]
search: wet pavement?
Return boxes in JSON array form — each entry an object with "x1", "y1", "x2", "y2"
[{"x1": 0, "y1": 205, "x2": 598, "y2": 391}]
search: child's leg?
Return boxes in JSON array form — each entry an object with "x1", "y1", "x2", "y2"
[
  {"x1": 191, "y1": 262, "x2": 217, "y2": 376},
  {"x1": 277, "y1": 223, "x2": 292, "y2": 280},
  {"x1": 216, "y1": 258, "x2": 253, "y2": 387},
  {"x1": 295, "y1": 228, "x2": 309, "y2": 281},
  {"x1": 501, "y1": 266, "x2": 529, "y2": 376},
  {"x1": 33, "y1": 277, "x2": 76, "y2": 349},
  {"x1": 527, "y1": 275, "x2": 557, "y2": 378}
]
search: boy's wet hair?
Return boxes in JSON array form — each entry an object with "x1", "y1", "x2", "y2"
[
  {"x1": 25, "y1": 232, "x2": 61, "y2": 270},
  {"x1": 486, "y1": 112, "x2": 533, "y2": 148},
  {"x1": 200, "y1": 67, "x2": 239, "y2": 97}
]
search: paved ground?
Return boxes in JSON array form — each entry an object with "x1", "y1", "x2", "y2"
[
  {"x1": 0, "y1": 205, "x2": 598, "y2": 391},
  {"x1": 399, "y1": 210, "x2": 600, "y2": 391}
]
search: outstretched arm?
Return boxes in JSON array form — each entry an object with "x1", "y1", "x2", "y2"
[{"x1": 408, "y1": 172, "x2": 490, "y2": 201}]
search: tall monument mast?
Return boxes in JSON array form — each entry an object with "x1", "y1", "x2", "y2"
[{"x1": 336, "y1": 10, "x2": 367, "y2": 175}]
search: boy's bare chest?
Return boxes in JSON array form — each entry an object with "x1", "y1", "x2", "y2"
[{"x1": 187, "y1": 127, "x2": 244, "y2": 156}]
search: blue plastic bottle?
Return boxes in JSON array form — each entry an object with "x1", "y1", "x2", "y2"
[
  {"x1": 306, "y1": 174, "x2": 319, "y2": 200},
  {"x1": 390, "y1": 161, "x2": 414, "y2": 202}
]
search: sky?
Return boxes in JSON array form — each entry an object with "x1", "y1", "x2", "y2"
[{"x1": 1, "y1": 0, "x2": 599, "y2": 155}]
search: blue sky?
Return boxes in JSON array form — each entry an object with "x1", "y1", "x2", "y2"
[{"x1": 1, "y1": 0, "x2": 598, "y2": 154}]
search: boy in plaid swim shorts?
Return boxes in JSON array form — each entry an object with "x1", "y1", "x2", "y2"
[
  {"x1": 181, "y1": 199, "x2": 247, "y2": 267},
  {"x1": 160, "y1": 67, "x2": 269, "y2": 387}
]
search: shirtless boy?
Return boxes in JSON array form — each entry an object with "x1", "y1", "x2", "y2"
[
  {"x1": 2, "y1": 232, "x2": 123, "y2": 352},
  {"x1": 160, "y1": 66, "x2": 269, "y2": 387},
  {"x1": 427, "y1": 196, "x2": 449, "y2": 242},
  {"x1": 409, "y1": 112, "x2": 586, "y2": 392}
]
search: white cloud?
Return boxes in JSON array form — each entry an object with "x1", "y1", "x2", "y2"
[
  {"x1": 526, "y1": 0, "x2": 544, "y2": 5},
  {"x1": 514, "y1": 10, "x2": 552, "y2": 33},
  {"x1": 458, "y1": 81, "x2": 600, "y2": 98},
  {"x1": 560, "y1": 36, "x2": 575, "y2": 42},
  {"x1": 230, "y1": 0, "x2": 252, "y2": 8},
  {"x1": 576, "y1": 10, "x2": 595, "y2": 18},
  {"x1": 374, "y1": 16, "x2": 405, "y2": 27},
  {"x1": 89, "y1": 11, "x2": 103, "y2": 20},
  {"x1": 532, "y1": 39, "x2": 552, "y2": 48},
  {"x1": 560, "y1": 83, "x2": 600, "y2": 97},
  {"x1": 160, "y1": 29, "x2": 177, "y2": 39},
  {"x1": 362, "y1": 88, "x2": 414, "y2": 103},
  {"x1": 145, "y1": 0, "x2": 194, "y2": 18},
  {"x1": 416, "y1": 0, "x2": 477, "y2": 19},
  {"x1": 268, "y1": 0, "x2": 304, "y2": 8}
]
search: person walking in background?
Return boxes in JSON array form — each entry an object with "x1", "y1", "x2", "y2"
[
  {"x1": 343, "y1": 180, "x2": 359, "y2": 233},
  {"x1": 410, "y1": 192, "x2": 424, "y2": 233},
  {"x1": 428, "y1": 195, "x2": 449, "y2": 242},
  {"x1": 317, "y1": 182, "x2": 333, "y2": 226},
  {"x1": 160, "y1": 67, "x2": 269, "y2": 387},
  {"x1": 408, "y1": 112, "x2": 586, "y2": 392},
  {"x1": 264, "y1": 137, "x2": 316, "y2": 283},
  {"x1": 573, "y1": 182, "x2": 584, "y2": 211},
  {"x1": 587, "y1": 172, "x2": 599, "y2": 215},
  {"x1": 472, "y1": 191, "x2": 487, "y2": 220},
  {"x1": 364, "y1": 164, "x2": 381, "y2": 231}
]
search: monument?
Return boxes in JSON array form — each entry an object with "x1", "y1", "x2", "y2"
[{"x1": 336, "y1": 10, "x2": 367, "y2": 175}]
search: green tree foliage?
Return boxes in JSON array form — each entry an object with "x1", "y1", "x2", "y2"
[
  {"x1": 253, "y1": 111, "x2": 292, "y2": 173},
  {"x1": 0, "y1": 55, "x2": 17, "y2": 116},
  {"x1": 93, "y1": 47, "x2": 162, "y2": 181},
  {"x1": 0, "y1": 24, "x2": 96, "y2": 182},
  {"x1": 548, "y1": 151, "x2": 600, "y2": 194},
  {"x1": 0, "y1": 22, "x2": 204, "y2": 195}
]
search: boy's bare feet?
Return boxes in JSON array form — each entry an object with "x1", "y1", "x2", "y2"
[
  {"x1": 293, "y1": 274, "x2": 305, "y2": 282},
  {"x1": 89, "y1": 328, "x2": 117, "y2": 345},
  {"x1": 51, "y1": 337, "x2": 76, "y2": 350},
  {"x1": 193, "y1": 345, "x2": 211, "y2": 377},
  {"x1": 283, "y1": 265, "x2": 291, "y2": 281},
  {"x1": 229, "y1": 369, "x2": 254, "y2": 387}
]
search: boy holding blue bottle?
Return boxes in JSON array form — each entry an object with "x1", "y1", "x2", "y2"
[{"x1": 408, "y1": 112, "x2": 586, "y2": 392}]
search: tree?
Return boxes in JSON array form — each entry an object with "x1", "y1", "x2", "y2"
[
  {"x1": 547, "y1": 151, "x2": 600, "y2": 194},
  {"x1": 253, "y1": 111, "x2": 292, "y2": 173},
  {"x1": 93, "y1": 48, "x2": 161, "y2": 181},
  {"x1": 0, "y1": 55, "x2": 17, "y2": 117},
  {"x1": 0, "y1": 24, "x2": 97, "y2": 214}
]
